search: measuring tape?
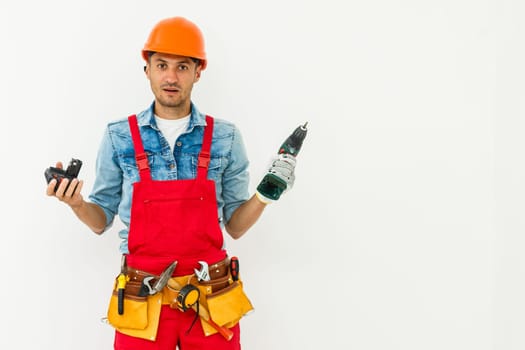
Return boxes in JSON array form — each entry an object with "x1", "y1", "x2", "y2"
[
  {"x1": 176, "y1": 284, "x2": 200, "y2": 311},
  {"x1": 176, "y1": 284, "x2": 201, "y2": 333}
]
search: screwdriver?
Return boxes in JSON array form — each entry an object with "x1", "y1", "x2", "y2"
[
  {"x1": 117, "y1": 255, "x2": 128, "y2": 315},
  {"x1": 116, "y1": 273, "x2": 129, "y2": 315},
  {"x1": 256, "y1": 122, "x2": 308, "y2": 201}
]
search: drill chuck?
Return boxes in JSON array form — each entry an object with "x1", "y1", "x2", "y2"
[{"x1": 279, "y1": 122, "x2": 308, "y2": 157}]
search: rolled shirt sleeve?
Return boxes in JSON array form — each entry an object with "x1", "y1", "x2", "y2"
[
  {"x1": 221, "y1": 126, "x2": 250, "y2": 223},
  {"x1": 88, "y1": 127, "x2": 123, "y2": 232}
]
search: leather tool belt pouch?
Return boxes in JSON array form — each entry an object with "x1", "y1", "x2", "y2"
[
  {"x1": 105, "y1": 258, "x2": 253, "y2": 339},
  {"x1": 202, "y1": 280, "x2": 253, "y2": 329},
  {"x1": 107, "y1": 279, "x2": 148, "y2": 329},
  {"x1": 106, "y1": 275, "x2": 163, "y2": 341},
  {"x1": 192, "y1": 264, "x2": 254, "y2": 336}
]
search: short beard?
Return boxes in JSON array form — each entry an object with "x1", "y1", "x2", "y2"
[{"x1": 157, "y1": 96, "x2": 185, "y2": 109}]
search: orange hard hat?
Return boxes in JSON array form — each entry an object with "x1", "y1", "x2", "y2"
[{"x1": 142, "y1": 17, "x2": 207, "y2": 70}]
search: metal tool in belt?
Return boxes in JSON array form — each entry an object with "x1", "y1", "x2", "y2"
[
  {"x1": 117, "y1": 258, "x2": 238, "y2": 341},
  {"x1": 137, "y1": 261, "x2": 178, "y2": 297},
  {"x1": 117, "y1": 255, "x2": 129, "y2": 315}
]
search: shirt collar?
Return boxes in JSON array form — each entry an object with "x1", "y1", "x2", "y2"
[{"x1": 136, "y1": 101, "x2": 207, "y2": 132}]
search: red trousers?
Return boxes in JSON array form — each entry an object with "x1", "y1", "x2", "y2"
[{"x1": 114, "y1": 305, "x2": 240, "y2": 350}]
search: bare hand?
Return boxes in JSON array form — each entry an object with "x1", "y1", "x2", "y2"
[{"x1": 46, "y1": 162, "x2": 85, "y2": 209}]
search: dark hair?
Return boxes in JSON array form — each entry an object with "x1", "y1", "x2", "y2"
[{"x1": 146, "y1": 51, "x2": 201, "y2": 67}]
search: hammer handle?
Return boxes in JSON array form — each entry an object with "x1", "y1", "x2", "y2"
[{"x1": 201, "y1": 313, "x2": 234, "y2": 341}]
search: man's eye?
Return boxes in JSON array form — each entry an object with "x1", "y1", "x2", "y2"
[
  {"x1": 157, "y1": 63, "x2": 167, "y2": 69},
  {"x1": 179, "y1": 65, "x2": 189, "y2": 70}
]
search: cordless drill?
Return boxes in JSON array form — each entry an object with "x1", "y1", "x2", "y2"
[{"x1": 256, "y1": 122, "x2": 308, "y2": 201}]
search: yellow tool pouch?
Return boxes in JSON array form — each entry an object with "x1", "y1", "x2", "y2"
[
  {"x1": 206, "y1": 281, "x2": 253, "y2": 326},
  {"x1": 198, "y1": 279, "x2": 254, "y2": 336},
  {"x1": 106, "y1": 279, "x2": 163, "y2": 341}
]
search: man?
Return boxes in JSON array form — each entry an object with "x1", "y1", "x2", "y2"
[{"x1": 46, "y1": 16, "x2": 297, "y2": 349}]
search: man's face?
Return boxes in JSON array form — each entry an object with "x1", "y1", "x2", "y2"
[{"x1": 145, "y1": 53, "x2": 201, "y2": 114}]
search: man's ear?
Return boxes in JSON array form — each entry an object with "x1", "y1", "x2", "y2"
[{"x1": 195, "y1": 65, "x2": 202, "y2": 81}]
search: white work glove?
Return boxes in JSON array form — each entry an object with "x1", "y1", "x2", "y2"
[{"x1": 255, "y1": 153, "x2": 297, "y2": 204}]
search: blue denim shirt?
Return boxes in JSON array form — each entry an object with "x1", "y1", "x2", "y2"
[{"x1": 89, "y1": 102, "x2": 250, "y2": 253}]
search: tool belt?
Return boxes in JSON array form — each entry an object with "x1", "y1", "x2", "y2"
[{"x1": 106, "y1": 257, "x2": 253, "y2": 341}]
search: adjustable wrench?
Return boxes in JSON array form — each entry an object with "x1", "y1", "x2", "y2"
[{"x1": 194, "y1": 261, "x2": 210, "y2": 282}]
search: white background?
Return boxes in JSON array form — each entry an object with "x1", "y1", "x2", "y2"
[{"x1": 0, "y1": 0, "x2": 524, "y2": 349}]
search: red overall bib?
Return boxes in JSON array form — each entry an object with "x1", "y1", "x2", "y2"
[{"x1": 114, "y1": 115, "x2": 240, "y2": 350}]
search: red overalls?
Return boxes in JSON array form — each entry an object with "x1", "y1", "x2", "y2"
[{"x1": 114, "y1": 115, "x2": 241, "y2": 350}]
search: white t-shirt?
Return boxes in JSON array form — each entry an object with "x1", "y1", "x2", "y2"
[{"x1": 154, "y1": 114, "x2": 191, "y2": 152}]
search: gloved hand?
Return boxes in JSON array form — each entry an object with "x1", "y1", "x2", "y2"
[{"x1": 255, "y1": 153, "x2": 297, "y2": 204}]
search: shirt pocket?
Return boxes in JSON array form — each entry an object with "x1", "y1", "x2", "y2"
[
  {"x1": 119, "y1": 151, "x2": 158, "y2": 183},
  {"x1": 191, "y1": 156, "x2": 224, "y2": 181}
]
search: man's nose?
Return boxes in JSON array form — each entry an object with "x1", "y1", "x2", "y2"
[{"x1": 164, "y1": 67, "x2": 179, "y2": 83}]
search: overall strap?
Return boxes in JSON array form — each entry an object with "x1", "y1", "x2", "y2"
[
  {"x1": 197, "y1": 116, "x2": 214, "y2": 180},
  {"x1": 128, "y1": 115, "x2": 152, "y2": 181}
]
